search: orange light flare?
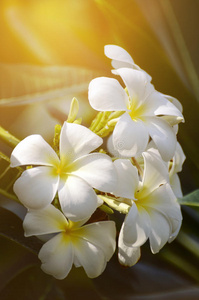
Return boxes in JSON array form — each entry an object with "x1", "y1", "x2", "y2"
[{"x1": 0, "y1": 0, "x2": 112, "y2": 69}]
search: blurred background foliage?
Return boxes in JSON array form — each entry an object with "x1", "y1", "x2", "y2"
[{"x1": 0, "y1": 0, "x2": 199, "y2": 299}]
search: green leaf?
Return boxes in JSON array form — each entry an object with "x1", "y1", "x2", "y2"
[{"x1": 178, "y1": 189, "x2": 199, "y2": 207}]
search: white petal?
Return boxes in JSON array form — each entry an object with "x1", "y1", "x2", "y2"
[
  {"x1": 173, "y1": 124, "x2": 179, "y2": 135},
  {"x1": 120, "y1": 204, "x2": 138, "y2": 246},
  {"x1": 39, "y1": 233, "x2": 74, "y2": 280},
  {"x1": 150, "y1": 92, "x2": 184, "y2": 120},
  {"x1": 73, "y1": 221, "x2": 116, "y2": 261},
  {"x1": 148, "y1": 210, "x2": 171, "y2": 254},
  {"x1": 113, "y1": 159, "x2": 139, "y2": 198},
  {"x1": 104, "y1": 44, "x2": 135, "y2": 68},
  {"x1": 123, "y1": 203, "x2": 150, "y2": 247},
  {"x1": 160, "y1": 116, "x2": 182, "y2": 128},
  {"x1": 161, "y1": 93, "x2": 183, "y2": 113},
  {"x1": 60, "y1": 122, "x2": 103, "y2": 163},
  {"x1": 118, "y1": 228, "x2": 141, "y2": 267},
  {"x1": 146, "y1": 116, "x2": 177, "y2": 161},
  {"x1": 73, "y1": 238, "x2": 107, "y2": 278},
  {"x1": 10, "y1": 134, "x2": 59, "y2": 167},
  {"x1": 88, "y1": 77, "x2": 128, "y2": 111},
  {"x1": 113, "y1": 114, "x2": 149, "y2": 157},
  {"x1": 105, "y1": 45, "x2": 152, "y2": 81},
  {"x1": 58, "y1": 175, "x2": 98, "y2": 221},
  {"x1": 139, "y1": 90, "x2": 181, "y2": 118},
  {"x1": 168, "y1": 212, "x2": 182, "y2": 243},
  {"x1": 142, "y1": 184, "x2": 182, "y2": 226},
  {"x1": 140, "y1": 151, "x2": 169, "y2": 198},
  {"x1": 168, "y1": 225, "x2": 181, "y2": 243},
  {"x1": 23, "y1": 205, "x2": 67, "y2": 237},
  {"x1": 107, "y1": 134, "x2": 126, "y2": 158},
  {"x1": 141, "y1": 184, "x2": 182, "y2": 251},
  {"x1": 97, "y1": 196, "x2": 104, "y2": 207},
  {"x1": 114, "y1": 68, "x2": 152, "y2": 104},
  {"x1": 170, "y1": 174, "x2": 183, "y2": 198},
  {"x1": 70, "y1": 153, "x2": 117, "y2": 193},
  {"x1": 14, "y1": 166, "x2": 59, "y2": 209},
  {"x1": 170, "y1": 142, "x2": 186, "y2": 176},
  {"x1": 168, "y1": 204, "x2": 182, "y2": 243}
]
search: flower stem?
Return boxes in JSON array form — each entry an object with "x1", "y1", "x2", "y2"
[
  {"x1": 89, "y1": 112, "x2": 104, "y2": 132},
  {"x1": 0, "y1": 126, "x2": 20, "y2": 148},
  {"x1": 98, "y1": 195, "x2": 130, "y2": 214}
]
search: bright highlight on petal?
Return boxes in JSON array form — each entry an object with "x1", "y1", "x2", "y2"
[
  {"x1": 88, "y1": 77, "x2": 128, "y2": 111},
  {"x1": 10, "y1": 134, "x2": 59, "y2": 167},
  {"x1": 105, "y1": 44, "x2": 136, "y2": 69}
]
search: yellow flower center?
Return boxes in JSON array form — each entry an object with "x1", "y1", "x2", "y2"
[
  {"x1": 51, "y1": 160, "x2": 73, "y2": 179},
  {"x1": 60, "y1": 220, "x2": 82, "y2": 247},
  {"x1": 128, "y1": 97, "x2": 146, "y2": 121},
  {"x1": 56, "y1": 166, "x2": 62, "y2": 175}
]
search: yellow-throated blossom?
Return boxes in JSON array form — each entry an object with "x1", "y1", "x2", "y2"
[
  {"x1": 23, "y1": 204, "x2": 116, "y2": 279},
  {"x1": 88, "y1": 47, "x2": 184, "y2": 161},
  {"x1": 112, "y1": 151, "x2": 182, "y2": 266},
  {"x1": 10, "y1": 122, "x2": 117, "y2": 221},
  {"x1": 104, "y1": 45, "x2": 183, "y2": 118}
]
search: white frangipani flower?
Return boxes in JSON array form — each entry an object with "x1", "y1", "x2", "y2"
[
  {"x1": 105, "y1": 45, "x2": 184, "y2": 141},
  {"x1": 112, "y1": 151, "x2": 182, "y2": 266},
  {"x1": 104, "y1": 45, "x2": 182, "y2": 119},
  {"x1": 89, "y1": 67, "x2": 184, "y2": 161},
  {"x1": 10, "y1": 122, "x2": 117, "y2": 221},
  {"x1": 23, "y1": 205, "x2": 116, "y2": 279}
]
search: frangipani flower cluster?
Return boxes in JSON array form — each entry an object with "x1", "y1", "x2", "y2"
[{"x1": 10, "y1": 45, "x2": 185, "y2": 280}]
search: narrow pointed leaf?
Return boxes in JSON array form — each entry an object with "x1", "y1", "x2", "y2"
[{"x1": 178, "y1": 190, "x2": 199, "y2": 207}]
